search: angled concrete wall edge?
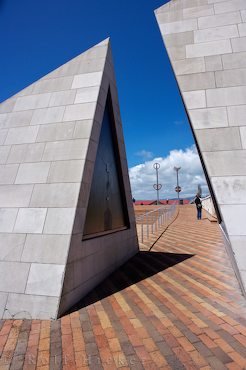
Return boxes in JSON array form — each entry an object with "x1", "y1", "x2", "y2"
[
  {"x1": 155, "y1": 0, "x2": 246, "y2": 296},
  {"x1": 0, "y1": 38, "x2": 138, "y2": 319},
  {"x1": 57, "y1": 43, "x2": 139, "y2": 316}
]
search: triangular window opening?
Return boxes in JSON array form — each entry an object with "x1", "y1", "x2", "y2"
[{"x1": 83, "y1": 90, "x2": 130, "y2": 239}]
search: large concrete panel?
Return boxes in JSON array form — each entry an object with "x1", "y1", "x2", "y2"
[
  {"x1": 156, "y1": 0, "x2": 246, "y2": 293},
  {"x1": 0, "y1": 38, "x2": 138, "y2": 319}
]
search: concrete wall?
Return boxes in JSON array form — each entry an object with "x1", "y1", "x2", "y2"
[
  {"x1": 201, "y1": 195, "x2": 216, "y2": 217},
  {"x1": 58, "y1": 43, "x2": 139, "y2": 317},
  {"x1": 155, "y1": 0, "x2": 246, "y2": 292},
  {"x1": 0, "y1": 39, "x2": 138, "y2": 319}
]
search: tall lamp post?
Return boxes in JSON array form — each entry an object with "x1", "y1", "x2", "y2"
[
  {"x1": 174, "y1": 166, "x2": 181, "y2": 202},
  {"x1": 153, "y1": 163, "x2": 162, "y2": 205}
]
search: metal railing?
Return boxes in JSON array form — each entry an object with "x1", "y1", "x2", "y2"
[{"x1": 135, "y1": 205, "x2": 177, "y2": 244}]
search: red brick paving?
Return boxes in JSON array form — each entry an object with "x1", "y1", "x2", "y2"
[{"x1": 0, "y1": 205, "x2": 246, "y2": 369}]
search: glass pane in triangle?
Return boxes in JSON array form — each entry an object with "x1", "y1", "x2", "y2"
[{"x1": 83, "y1": 90, "x2": 129, "y2": 238}]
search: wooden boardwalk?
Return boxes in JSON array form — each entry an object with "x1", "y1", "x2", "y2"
[{"x1": 0, "y1": 205, "x2": 246, "y2": 369}]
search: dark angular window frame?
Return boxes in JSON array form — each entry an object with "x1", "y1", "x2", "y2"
[{"x1": 83, "y1": 88, "x2": 130, "y2": 240}]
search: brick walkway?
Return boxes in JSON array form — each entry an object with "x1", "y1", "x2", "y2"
[{"x1": 0, "y1": 205, "x2": 246, "y2": 370}]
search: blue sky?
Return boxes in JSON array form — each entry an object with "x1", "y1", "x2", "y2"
[{"x1": 0, "y1": 0, "x2": 205, "y2": 198}]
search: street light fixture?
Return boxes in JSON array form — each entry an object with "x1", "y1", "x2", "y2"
[
  {"x1": 174, "y1": 166, "x2": 181, "y2": 201},
  {"x1": 153, "y1": 163, "x2": 162, "y2": 205}
]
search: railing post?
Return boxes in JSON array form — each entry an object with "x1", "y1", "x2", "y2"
[
  {"x1": 147, "y1": 214, "x2": 149, "y2": 239},
  {"x1": 141, "y1": 222, "x2": 144, "y2": 243}
]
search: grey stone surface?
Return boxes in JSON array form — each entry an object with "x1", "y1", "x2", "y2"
[
  {"x1": 36, "y1": 121, "x2": 75, "y2": 142},
  {"x1": 21, "y1": 234, "x2": 70, "y2": 264},
  {"x1": 177, "y1": 71, "x2": 215, "y2": 91},
  {"x1": 186, "y1": 39, "x2": 232, "y2": 58},
  {"x1": 156, "y1": 0, "x2": 246, "y2": 292},
  {"x1": 207, "y1": 86, "x2": 246, "y2": 107},
  {"x1": 198, "y1": 11, "x2": 241, "y2": 29},
  {"x1": 231, "y1": 37, "x2": 246, "y2": 52},
  {"x1": 43, "y1": 208, "x2": 76, "y2": 234},
  {"x1": 49, "y1": 89, "x2": 76, "y2": 107},
  {"x1": 63, "y1": 102, "x2": 96, "y2": 121},
  {"x1": 0, "y1": 146, "x2": 11, "y2": 164},
  {"x1": 47, "y1": 160, "x2": 84, "y2": 183},
  {"x1": 4, "y1": 294, "x2": 59, "y2": 319},
  {"x1": 0, "y1": 185, "x2": 33, "y2": 207},
  {"x1": 204, "y1": 150, "x2": 246, "y2": 176},
  {"x1": 167, "y1": 45, "x2": 186, "y2": 60},
  {"x1": 5, "y1": 126, "x2": 39, "y2": 145},
  {"x1": 0, "y1": 38, "x2": 138, "y2": 319},
  {"x1": 228, "y1": 105, "x2": 246, "y2": 126},
  {"x1": 183, "y1": 90, "x2": 206, "y2": 108},
  {"x1": 215, "y1": 68, "x2": 246, "y2": 87},
  {"x1": 0, "y1": 164, "x2": 19, "y2": 185},
  {"x1": 73, "y1": 120, "x2": 93, "y2": 139},
  {"x1": 156, "y1": 10, "x2": 183, "y2": 23},
  {"x1": 74, "y1": 86, "x2": 99, "y2": 104},
  {"x1": 189, "y1": 107, "x2": 228, "y2": 129},
  {"x1": 7, "y1": 143, "x2": 45, "y2": 164},
  {"x1": 242, "y1": 9, "x2": 246, "y2": 21},
  {"x1": 222, "y1": 51, "x2": 246, "y2": 69},
  {"x1": 194, "y1": 24, "x2": 238, "y2": 43},
  {"x1": 42, "y1": 139, "x2": 89, "y2": 161},
  {"x1": 0, "y1": 129, "x2": 8, "y2": 145},
  {"x1": 173, "y1": 58, "x2": 205, "y2": 75},
  {"x1": 220, "y1": 205, "x2": 246, "y2": 235},
  {"x1": 230, "y1": 236, "x2": 246, "y2": 270},
  {"x1": 14, "y1": 208, "x2": 47, "y2": 233},
  {"x1": 14, "y1": 93, "x2": 51, "y2": 111},
  {"x1": 24, "y1": 143, "x2": 46, "y2": 163},
  {"x1": 214, "y1": 0, "x2": 245, "y2": 14},
  {"x1": 0, "y1": 293, "x2": 8, "y2": 318},
  {"x1": 0, "y1": 111, "x2": 33, "y2": 129},
  {"x1": 71, "y1": 71, "x2": 103, "y2": 89},
  {"x1": 0, "y1": 261, "x2": 30, "y2": 293},
  {"x1": 183, "y1": 4, "x2": 214, "y2": 18},
  {"x1": 26, "y1": 263, "x2": 64, "y2": 297},
  {"x1": 163, "y1": 31, "x2": 194, "y2": 47},
  {"x1": 212, "y1": 176, "x2": 246, "y2": 204},
  {"x1": 160, "y1": 18, "x2": 197, "y2": 35},
  {"x1": 0, "y1": 98, "x2": 16, "y2": 113},
  {"x1": 240, "y1": 126, "x2": 246, "y2": 148},
  {"x1": 30, "y1": 183, "x2": 80, "y2": 207},
  {"x1": 196, "y1": 127, "x2": 241, "y2": 151},
  {"x1": 205, "y1": 55, "x2": 222, "y2": 71},
  {"x1": 31, "y1": 106, "x2": 65, "y2": 125},
  {"x1": 6, "y1": 145, "x2": 27, "y2": 164},
  {"x1": 32, "y1": 76, "x2": 73, "y2": 95},
  {"x1": 0, "y1": 208, "x2": 18, "y2": 232},
  {"x1": 0, "y1": 234, "x2": 26, "y2": 262},
  {"x1": 15, "y1": 162, "x2": 50, "y2": 184}
]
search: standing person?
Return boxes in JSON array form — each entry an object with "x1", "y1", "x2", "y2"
[{"x1": 195, "y1": 193, "x2": 202, "y2": 220}]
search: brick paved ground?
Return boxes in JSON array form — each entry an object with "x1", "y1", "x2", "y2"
[{"x1": 0, "y1": 205, "x2": 246, "y2": 370}]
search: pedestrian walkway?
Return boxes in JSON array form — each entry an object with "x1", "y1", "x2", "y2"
[{"x1": 0, "y1": 205, "x2": 246, "y2": 370}]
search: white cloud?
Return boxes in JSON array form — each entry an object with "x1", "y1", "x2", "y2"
[
  {"x1": 129, "y1": 145, "x2": 208, "y2": 199},
  {"x1": 135, "y1": 150, "x2": 153, "y2": 160}
]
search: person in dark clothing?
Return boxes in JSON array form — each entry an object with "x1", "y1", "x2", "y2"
[{"x1": 195, "y1": 194, "x2": 202, "y2": 220}]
